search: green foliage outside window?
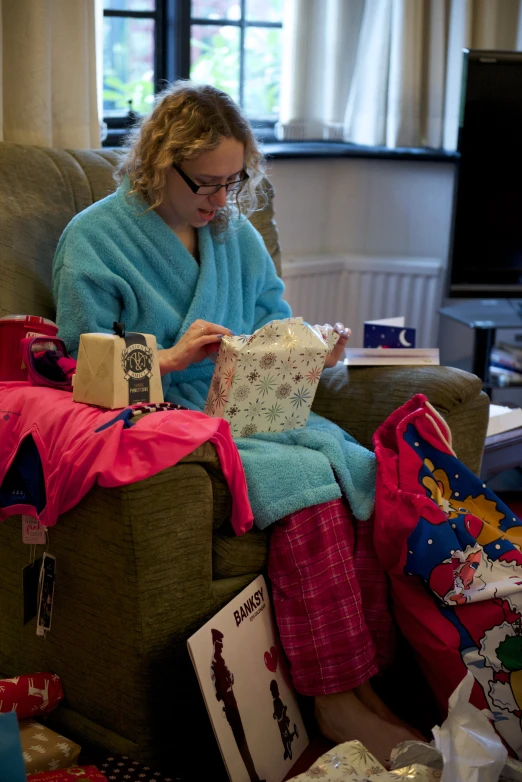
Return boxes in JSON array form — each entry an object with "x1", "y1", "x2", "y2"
[
  {"x1": 103, "y1": 73, "x2": 155, "y2": 115},
  {"x1": 102, "y1": 0, "x2": 282, "y2": 120},
  {"x1": 190, "y1": 25, "x2": 281, "y2": 119}
]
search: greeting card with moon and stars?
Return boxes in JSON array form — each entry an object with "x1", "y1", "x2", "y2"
[
  {"x1": 187, "y1": 575, "x2": 308, "y2": 782},
  {"x1": 364, "y1": 317, "x2": 416, "y2": 349}
]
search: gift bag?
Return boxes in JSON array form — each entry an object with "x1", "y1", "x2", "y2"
[{"x1": 373, "y1": 394, "x2": 522, "y2": 759}]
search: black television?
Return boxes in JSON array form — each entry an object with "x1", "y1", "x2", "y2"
[{"x1": 448, "y1": 49, "x2": 522, "y2": 297}]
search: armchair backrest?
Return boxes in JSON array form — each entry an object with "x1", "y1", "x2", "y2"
[{"x1": 0, "y1": 143, "x2": 282, "y2": 319}]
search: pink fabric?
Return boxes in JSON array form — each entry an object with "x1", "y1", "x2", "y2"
[
  {"x1": 0, "y1": 382, "x2": 253, "y2": 534},
  {"x1": 268, "y1": 498, "x2": 394, "y2": 696},
  {"x1": 57, "y1": 356, "x2": 77, "y2": 377}
]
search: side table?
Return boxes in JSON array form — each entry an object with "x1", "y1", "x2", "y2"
[
  {"x1": 480, "y1": 426, "x2": 522, "y2": 483},
  {"x1": 439, "y1": 299, "x2": 522, "y2": 388}
]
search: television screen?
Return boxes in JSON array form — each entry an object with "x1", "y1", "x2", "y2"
[{"x1": 449, "y1": 50, "x2": 522, "y2": 296}]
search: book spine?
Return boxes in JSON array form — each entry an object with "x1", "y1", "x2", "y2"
[{"x1": 490, "y1": 361, "x2": 522, "y2": 377}]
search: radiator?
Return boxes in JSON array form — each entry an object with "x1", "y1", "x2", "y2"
[{"x1": 281, "y1": 254, "x2": 445, "y2": 348}]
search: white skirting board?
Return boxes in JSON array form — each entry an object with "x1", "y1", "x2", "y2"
[{"x1": 281, "y1": 254, "x2": 445, "y2": 348}]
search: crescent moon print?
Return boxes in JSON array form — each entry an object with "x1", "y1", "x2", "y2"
[{"x1": 398, "y1": 329, "x2": 412, "y2": 347}]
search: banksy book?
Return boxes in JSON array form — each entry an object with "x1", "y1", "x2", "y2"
[{"x1": 187, "y1": 575, "x2": 308, "y2": 782}]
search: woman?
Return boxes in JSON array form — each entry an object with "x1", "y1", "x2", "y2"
[{"x1": 52, "y1": 82, "x2": 420, "y2": 764}]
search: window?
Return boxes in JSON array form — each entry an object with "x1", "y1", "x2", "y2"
[
  {"x1": 103, "y1": 1, "x2": 157, "y2": 121},
  {"x1": 190, "y1": 1, "x2": 283, "y2": 124},
  {"x1": 102, "y1": 0, "x2": 283, "y2": 143}
]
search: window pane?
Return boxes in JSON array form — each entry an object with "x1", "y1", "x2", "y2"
[
  {"x1": 191, "y1": 1, "x2": 241, "y2": 21},
  {"x1": 245, "y1": 0, "x2": 283, "y2": 22},
  {"x1": 103, "y1": 16, "x2": 155, "y2": 116},
  {"x1": 190, "y1": 24, "x2": 240, "y2": 105},
  {"x1": 104, "y1": 0, "x2": 155, "y2": 10},
  {"x1": 244, "y1": 26, "x2": 281, "y2": 120}
]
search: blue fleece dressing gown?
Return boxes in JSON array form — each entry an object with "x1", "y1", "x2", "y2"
[{"x1": 52, "y1": 178, "x2": 375, "y2": 528}]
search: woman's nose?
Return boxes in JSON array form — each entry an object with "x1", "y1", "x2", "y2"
[{"x1": 209, "y1": 186, "x2": 228, "y2": 208}]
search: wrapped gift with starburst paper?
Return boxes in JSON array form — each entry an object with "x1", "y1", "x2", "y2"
[
  {"x1": 204, "y1": 317, "x2": 339, "y2": 437},
  {"x1": 287, "y1": 740, "x2": 441, "y2": 780}
]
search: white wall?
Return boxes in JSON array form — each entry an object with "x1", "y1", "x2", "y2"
[{"x1": 266, "y1": 157, "x2": 456, "y2": 265}]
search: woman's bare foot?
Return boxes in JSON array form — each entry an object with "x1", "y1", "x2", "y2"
[
  {"x1": 354, "y1": 681, "x2": 426, "y2": 741},
  {"x1": 315, "y1": 690, "x2": 421, "y2": 767}
]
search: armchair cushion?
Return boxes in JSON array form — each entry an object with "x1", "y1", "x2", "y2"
[{"x1": 312, "y1": 363, "x2": 489, "y2": 476}]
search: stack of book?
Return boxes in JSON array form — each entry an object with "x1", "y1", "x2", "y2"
[
  {"x1": 490, "y1": 342, "x2": 522, "y2": 386},
  {"x1": 487, "y1": 404, "x2": 522, "y2": 437},
  {"x1": 344, "y1": 317, "x2": 440, "y2": 367}
]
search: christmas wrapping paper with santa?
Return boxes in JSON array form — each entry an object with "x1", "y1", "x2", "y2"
[{"x1": 373, "y1": 394, "x2": 522, "y2": 759}]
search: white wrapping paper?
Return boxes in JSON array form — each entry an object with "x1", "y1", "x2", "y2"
[
  {"x1": 432, "y1": 672, "x2": 508, "y2": 782},
  {"x1": 391, "y1": 740, "x2": 522, "y2": 782}
]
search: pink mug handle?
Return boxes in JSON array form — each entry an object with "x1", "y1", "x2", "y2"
[{"x1": 21, "y1": 336, "x2": 73, "y2": 390}]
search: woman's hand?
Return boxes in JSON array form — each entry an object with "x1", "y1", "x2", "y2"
[
  {"x1": 158, "y1": 319, "x2": 233, "y2": 375},
  {"x1": 324, "y1": 322, "x2": 351, "y2": 368}
]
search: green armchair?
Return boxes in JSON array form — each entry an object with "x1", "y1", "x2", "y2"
[{"x1": 0, "y1": 142, "x2": 489, "y2": 769}]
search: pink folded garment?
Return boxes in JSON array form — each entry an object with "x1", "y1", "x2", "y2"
[{"x1": 0, "y1": 383, "x2": 253, "y2": 535}]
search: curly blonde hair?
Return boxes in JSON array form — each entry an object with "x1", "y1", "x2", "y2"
[{"x1": 115, "y1": 81, "x2": 267, "y2": 233}]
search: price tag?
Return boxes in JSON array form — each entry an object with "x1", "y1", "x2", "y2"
[
  {"x1": 22, "y1": 515, "x2": 46, "y2": 545},
  {"x1": 36, "y1": 552, "x2": 56, "y2": 636}
]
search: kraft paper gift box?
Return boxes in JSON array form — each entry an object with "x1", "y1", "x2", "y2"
[
  {"x1": 73, "y1": 331, "x2": 163, "y2": 409},
  {"x1": 19, "y1": 720, "x2": 81, "y2": 774},
  {"x1": 204, "y1": 317, "x2": 339, "y2": 437}
]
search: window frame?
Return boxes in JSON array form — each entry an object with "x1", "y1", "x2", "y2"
[{"x1": 102, "y1": 0, "x2": 281, "y2": 146}]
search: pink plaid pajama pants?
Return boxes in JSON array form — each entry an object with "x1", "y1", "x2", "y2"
[{"x1": 268, "y1": 498, "x2": 395, "y2": 696}]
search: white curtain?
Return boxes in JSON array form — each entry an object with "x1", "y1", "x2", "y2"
[
  {"x1": 0, "y1": 0, "x2": 101, "y2": 148},
  {"x1": 278, "y1": 0, "x2": 522, "y2": 150}
]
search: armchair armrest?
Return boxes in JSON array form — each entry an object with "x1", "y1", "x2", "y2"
[
  {"x1": 0, "y1": 443, "x2": 240, "y2": 761},
  {"x1": 312, "y1": 363, "x2": 489, "y2": 475}
]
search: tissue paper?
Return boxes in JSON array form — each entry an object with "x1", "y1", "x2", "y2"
[{"x1": 432, "y1": 672, "x2": 507, "y2": 782}]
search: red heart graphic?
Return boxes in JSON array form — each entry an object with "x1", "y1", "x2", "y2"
[{"x1": 264, "y1": 646, "x2": 278, "y2": 673}]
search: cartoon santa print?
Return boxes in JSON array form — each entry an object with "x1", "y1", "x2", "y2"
[{"x1": 406, "y1": 513, "x2": 522, "y2": 757}]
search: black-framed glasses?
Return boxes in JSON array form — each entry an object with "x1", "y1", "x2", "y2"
[{"x1": 172, "y1": 162, "x2": 249, "y2": 195}]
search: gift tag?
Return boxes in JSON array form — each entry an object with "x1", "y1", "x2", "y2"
[
  {"x1": 36, "y1": 552, "x2": 56, "y2": 636},
  {"x1": 22, "y1": 557, "x2": 42, "y2": 625},
  {"x1": 22, "y1": 514, "x2": 46, "y2": 545}
]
